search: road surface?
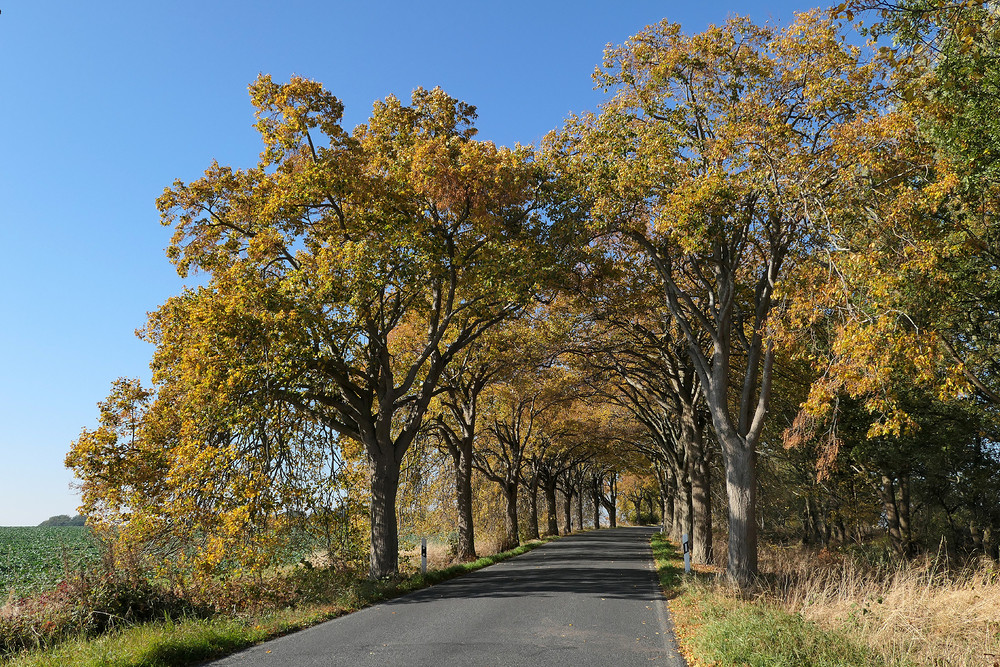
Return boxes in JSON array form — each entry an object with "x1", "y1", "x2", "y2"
[{"x1": 205, "y1": 526, "x2": 686, "y2": 666}]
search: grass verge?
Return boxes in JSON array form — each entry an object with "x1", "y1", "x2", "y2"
[
  {"x1": 650, "y1": 533, "x2": 902, "y2": 667},
  {"x1": 3, "y1": 538, "x2": 556, "y2": 667}
]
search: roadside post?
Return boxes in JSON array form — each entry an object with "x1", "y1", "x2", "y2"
[
  {"x1": 421, "y1": 537, "x2": 427, "y2": 574},
  {"x1": 682, "y1": 533, "x2": 691, "y2": 574}
]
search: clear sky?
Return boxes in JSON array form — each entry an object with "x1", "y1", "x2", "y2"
[{"x1": 0, "y1": 0, "x2": 818, "y2": 525}]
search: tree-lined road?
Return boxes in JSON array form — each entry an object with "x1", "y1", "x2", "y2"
[{"x1": 207, "y1": 527, "x2": 685, "y2": 666}]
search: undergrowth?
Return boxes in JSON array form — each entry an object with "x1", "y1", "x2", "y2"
[{"x1": 759, "y1": 544, "x2": 1000, "y2": 666}]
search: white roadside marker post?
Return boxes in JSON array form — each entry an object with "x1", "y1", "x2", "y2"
[
  {"x1": 682, "y1": 533, "x2": 691, "y2": 575},
  {"x1": 421, "y1": 537, "x2": 427, "y2": 574}
]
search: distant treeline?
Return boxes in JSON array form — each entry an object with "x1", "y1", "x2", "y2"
[{"x1": 37, "y1": 514, "x2": 86, "y2": 527}]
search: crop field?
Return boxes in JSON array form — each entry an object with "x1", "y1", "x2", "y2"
[{"x1": 0, "y1": 526, "x2": 100, "y2": 597}]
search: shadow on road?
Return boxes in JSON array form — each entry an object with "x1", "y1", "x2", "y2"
[{"x1": 387, "y1": 527, "x2": 661, "y2": 604}]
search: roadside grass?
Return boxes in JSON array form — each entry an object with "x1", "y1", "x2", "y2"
[
  {"x1": 760, "y1": 545, "x2": 1000, "y2": 667},
  {"x1": 3, "y1": 538, "x2": 556, "y2": 667},
  {"x1": 650, "y1": 533, "x2": 900, "y2": 667}
]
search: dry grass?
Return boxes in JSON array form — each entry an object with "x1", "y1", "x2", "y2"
[
  {"x1": 398, "y1": 541, "x2": 455, "y2": 573},
  {"x1": 758, "y1": 545, "x2": 1000, "y2": 666},
  {"x1": 302, "y1": 541, "x2": 457, "y2": 574}
]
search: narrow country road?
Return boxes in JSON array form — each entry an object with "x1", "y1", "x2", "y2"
[{"x1": 205, "y1": 526, "x2": 686, "y2": 666}]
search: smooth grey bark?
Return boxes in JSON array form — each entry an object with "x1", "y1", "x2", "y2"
[
  {"x1": 671, "y1": 470, "x2": 692, "y2": 544},
  {"x1": 880, "y1": 474, "x2": 906, "y2": 556},
  {"x1": 724, "y1": 444, "x2": 758, "y2": 580},
  {"x1": 453, "y1": 444, "x2": 476, "y2": 560},
  {"x1": 686, "y1": 415, "x2": 713, "y2": 565},
  {"x1": 606, "y1": 473, "x2": 618, "y2": 528}
]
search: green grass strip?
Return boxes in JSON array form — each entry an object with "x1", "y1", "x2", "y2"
[
  {"x1": 4, "y1": 537, "x2": 556, "y2": 667},
  {"x1": 649, "y1": 533, "x2": 902, "y2": 667}
]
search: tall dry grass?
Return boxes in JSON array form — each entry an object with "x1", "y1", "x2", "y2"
[{"x1": 757, "y1": 545, "x2": 1000, "y2": 666}]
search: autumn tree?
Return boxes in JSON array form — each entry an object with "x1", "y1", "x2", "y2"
[
  {"x1": 581, "y1": 442, "x2": 624, "y2": 530},
  {"x1": 552, "y1": 13, "x2": 896, "y2": 585},
  {"x1": 67, "y1": 365, "x2": 364, "y2": 575},
  {"x1": 429, "y1": 346, "x2": 500, "y2": 560},
  {"x1": 151, "y1": 77, "x2": 556, "y2": 578},
  {"x1": 570, "y1": 242, "x2": 714, "y2": 563},
  {"x1": 507, "y1": 379, "x2": 595, "y2": 538},
  {"x1": 474, "y1": 380, "x2": 539, "y2": 551},
  {"x1": 859, "y1": 0, "x2": 1000, "y2": 407},
  {"x1": 66, "y1": 379, "x2": 164, "y2": 535},
  {"x1": 760, "y1": 3, "x2": 1000, "y2": 436},
  {"x1": 474, "y1": 362, "x2": 577, "y2": 550},
  {"x1": 429, "y1": 326, "x2": 529, "y2": 560}
]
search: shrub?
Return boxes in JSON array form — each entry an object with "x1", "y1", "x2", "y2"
[{"x1": 0, "y1": 565, "x2": 205, "y2": 657}]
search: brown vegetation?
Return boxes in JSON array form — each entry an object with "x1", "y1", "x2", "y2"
[{"x1": 752, "y1": 545, "x2": 1000, "y2": 666}]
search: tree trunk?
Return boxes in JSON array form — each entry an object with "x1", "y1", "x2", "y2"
[
  {"x1": 880, "y1": 474, "x2": 904, "y2": 556},
  {"x1": 544, "y1": 476, "x2": 559, "y2": 536},
  {"x1": 723, "y1": 443, "x2": 758, "y2": 588},
  {"x1": 833, "y1": 516, "x2": 847, "y2": 544},
  {"x1": 671, "y1": 471, "x2": 691, "y2": 544},
  {"x1": 562, "y1": 488, "x2": 573, "y2": 533},
  {"x1": 658, "y1": 489, "x2": 667, "y2": 532},
  {"x1": 664, "y1": 483, "x2": 675, "y2": 535},
  {"x1": 803, "y1": 495, "x2": 815, "y2": 545},
  {"x1": 815, "y1": 499, "x2": 829, "y2": 546},
  {"x1": 591, "y1": 476, "x2": 602, "y2": 529},
  {"x1": 499, "y1": 481, "x2": 520, "y2": 552},
  {"x1": 971, "y1": 520, "x2": 984, "y2": 553},
  {"x1": 607, "y1": 474, "x2": 618, "y2": 528},
  {"x1": 575, "y1": 484, "x2": 584, "y2": 533},
  {"x1": 983, "y1": 526, "x2": 997, "y2": 561},
  {"x1": 689, "y1": 440, "x2": 713, "y2": 565},
  {"x1": 369, "y1": 454, "x2": 402, "y2": 579},
  {"x1": 452, "y1": 436, "x2": 476, "y2": 560},
  {"x1": 898, "y1": 473, "x2": 913, "y2": 555},
  {"x1": 525, "y1": 475, "x2": 541, "y2": 541}
]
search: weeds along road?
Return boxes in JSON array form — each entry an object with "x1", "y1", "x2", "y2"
[{"x1": 205, "y1": 526, "x2": 686, "y2": 667}]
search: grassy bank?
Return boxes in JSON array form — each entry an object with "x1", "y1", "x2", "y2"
[
  {"x1": 760, "y1": 545, "x2": 1000, "y2": 666},
  {"x1": 2, "y1": 538, "x2": 555, "y2": 667},
  {"x1": 651, "y1": 533, "x2": 903, "y2": 667}
]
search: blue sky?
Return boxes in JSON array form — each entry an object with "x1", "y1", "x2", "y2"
[{"x1": 0, "y1": 0, "x2": 818, "y2": 525}]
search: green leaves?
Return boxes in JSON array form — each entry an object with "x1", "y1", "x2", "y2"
[{"x1": 0, "y1": 527, "x2": 99, "y2": 597}]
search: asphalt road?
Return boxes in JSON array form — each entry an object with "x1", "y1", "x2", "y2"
[{"x1": 205, "y1": 526, "x2": 686, "y2": 667}]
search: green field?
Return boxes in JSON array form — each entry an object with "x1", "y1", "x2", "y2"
[{"x1": 0, "y1": 526, "x2": 100, "y2": 597}]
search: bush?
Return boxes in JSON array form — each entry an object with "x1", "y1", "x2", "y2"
[{"x1": 0, "y1": 564, "x2": 206, "y2": 657}]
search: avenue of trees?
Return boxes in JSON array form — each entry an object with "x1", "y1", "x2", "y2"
[{"x1": 68, "y1": 3, "x2": 1000, "y2": 588}]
